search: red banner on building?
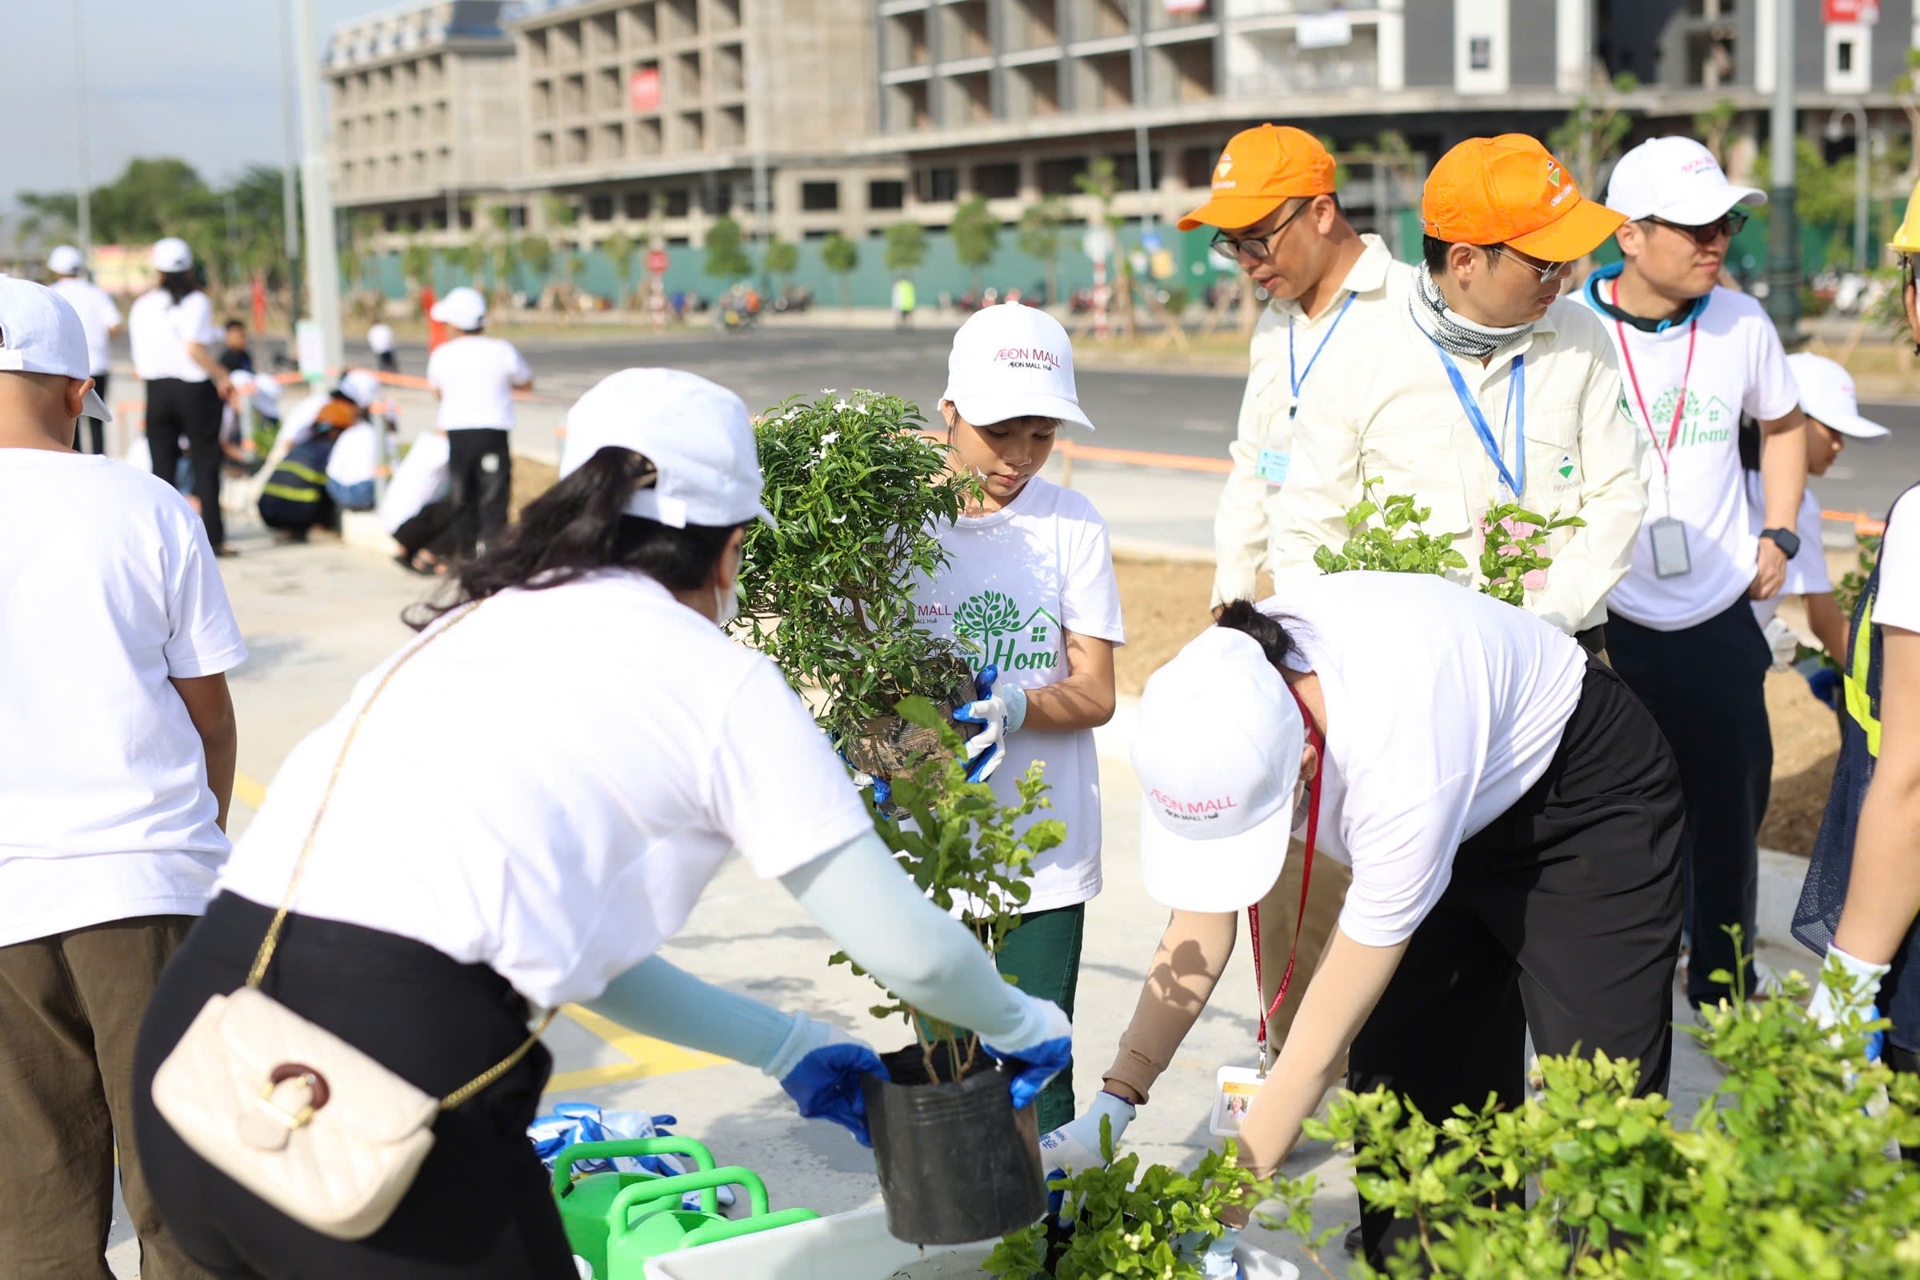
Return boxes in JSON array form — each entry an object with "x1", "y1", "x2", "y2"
[
  {"x1": 1824, "y1": 0, "x2": 1880, "y2": 23},
  {"x1": 629, "y1": 67, "x2": 662, "y2": 112}
]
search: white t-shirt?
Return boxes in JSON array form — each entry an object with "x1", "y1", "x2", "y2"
[
  {"x1": 50, "y1": 277, "x2": 123, "y2": 375},
  {"x1": 1257, "y1": 572, "x2": 1587, "y2": 948},
  {"x1": 426, "y1": 336, "x2": 530, "y2": 430},
  {"x1": 367, "y1": 323, "x2": 397, "y2": 355},
  {"x1": 912, "y1": 477, "x2": 1126, "y2": 912},
  {"x1": 0, "y1": 451, "x2": 248, "y2": 948},
  {"x1": 216, "y1": 573, "x2": 875, "y2": 1009},
  {"x1": 1873, "y1": 488, "x2": 1920, "y2": 633},
  {"x1": 325, "y1": 423, "x2": 383, "y2": 486},
  {"x1": 381, "y1": 431, "x2": 451, "y2": 533},
  {"x1": 1746, "y1": 483, "x2": 1832, "y2": 627},
  {"x1": 1577, "y1": 282, "x2": 1799, "y2": 631},
  {"x1": 129, "y1": 288, "x2": 218, "y2": 383}
]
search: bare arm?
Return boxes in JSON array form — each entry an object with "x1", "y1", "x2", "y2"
[
  {"x1": 169, "y1": 673, "x2": 237, "y2": 831},
  {"x1": 1805, "y1": 592, "x2": 1851, "y2": 666},
  {"x1": 1752, "y1": 409, "x2": 1809, "y2": 600},
  {"x1": 1022, "y1": 630, "x2": 1115, "y2": 732},
  {"x1": 1831, "y1": 627, "x2": 1920, "y2": 964},
  {"x1": 186, "y1": 343, "x2": 231, "y2": 397},
  {"x1": 1101, "y1": 909, "x2": 1239, "y2": 1105}
]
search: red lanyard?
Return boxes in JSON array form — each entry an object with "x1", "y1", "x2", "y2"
[
  {"x1": 1246, "y1": 681, "x2": 1324, "y2": 1063},
  {"x1": 1611, "y1": 280, "x2": 1698, "y2": 481}
]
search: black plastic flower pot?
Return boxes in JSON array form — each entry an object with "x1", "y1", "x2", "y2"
[{"x1": 863, "y1": 1045, "x2": 1047, "y2": 1245}]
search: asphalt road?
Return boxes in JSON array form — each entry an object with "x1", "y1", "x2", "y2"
[{"x1": 351, "y1": 325, "x2": 1920, "y2": 526}]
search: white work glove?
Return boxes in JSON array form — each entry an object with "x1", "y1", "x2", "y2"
[
  {"x1": 1808, "y1": 944, "x2": 1892, "y2": 1063},
  {"x1": 1040, "y1": 1090, "x2": 1136, "y2": 1223},
  {"x1": 953, "y1": 665, "x2": 1028, "y2": 783},
  {"x1": 1199, "y1": 1228, "x2": 1242, "y2": 1279},
  {"x1": 1762, "y1": 616, "x2": 1801, "y2": 672}
]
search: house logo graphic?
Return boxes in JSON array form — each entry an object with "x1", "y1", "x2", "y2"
[{"x1": 954, "y1": 589, "x2": 1060, "y2": 671}]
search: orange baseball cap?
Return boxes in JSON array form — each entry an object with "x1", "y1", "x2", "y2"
[
  {"x1": 1177, "y1": 125, "x2": 1337, "y2": 232},
  {"x1": 1422, "y1": 134, "x2": 1624, "y2": 262}
]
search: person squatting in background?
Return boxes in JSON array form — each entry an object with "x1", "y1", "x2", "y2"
[
  {"x1": 45, "y1": 243, "x2": 122, "y2": 456},
  {"x1": 425, "y1": 286, "x2": 532, "y2": 559},
  {"x1": 130, "y1": 237, "x2": 234, "y2": 555},
  {"x1": 381, "y1": 428, "x2": 458, "y2": 576},
  {"x1": 257, "y1": 373, "x2": 384, "y2": 541}
]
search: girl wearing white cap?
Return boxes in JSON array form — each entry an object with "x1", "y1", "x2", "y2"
[
  {"x1": 1047, "y1": 574, "x2": 1684, "y2": 1270},
  {"x1": 424, "y1": 285, "x2": 532, "y2": 558},
  {"x1": 130, "y1": 237, "x2": 234, "y2": 554},
  {"x1": 131, "y1": 368, "x2": 1072, "y2": 1278},
  {"x1": 910, "y1": 302, "x2": 1125, "y2": 1135}
]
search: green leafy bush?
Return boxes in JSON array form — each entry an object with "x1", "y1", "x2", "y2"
[
  {"x1": 1313, "y1": 480, "x2": 1468, "y2": 578},
  {"x1": 1477, "y1": 504, "x2": 1585, "y2": 607}
]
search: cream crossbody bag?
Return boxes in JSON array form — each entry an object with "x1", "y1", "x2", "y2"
[{"x1": 151, "y1": 606, "x2": 555, "y2": 1241}]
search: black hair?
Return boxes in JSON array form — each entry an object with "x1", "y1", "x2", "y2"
[
  {"x1": 1422, "y1": 234, "x2": 1450, "y2": 272},
  {"x1": 407, "y1": 446, "x2": 742, "y2": 630},
  {"x1": 225, "y1": 318, "x2": 246, "y2": 331},
  {"x1": 160, "y1": 269, "x2": 197, "y2": 304},
  {"x1": 1214, "y1": 600, "x2": 1299, "y2": 671}
]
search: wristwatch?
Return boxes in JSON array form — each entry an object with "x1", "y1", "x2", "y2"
[{"x1": 1760, "y1": 527, "x2": 1802, "y2": 559}]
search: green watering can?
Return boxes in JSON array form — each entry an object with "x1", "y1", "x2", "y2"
[
  {"x1": 551, "y1": 1138, "x2": 718, "y2": 1280},
  {"x1": 604, "y1": 1166, "x2": 819, "y2": 1279}
]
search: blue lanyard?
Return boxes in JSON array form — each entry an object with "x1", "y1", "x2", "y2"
[
  {"x1": 1426, "y1": 334, "x2": 1526, "y2": 497},
  {"x1": 1287, "y1": 293, "x2": 1358, "y2": 418}
]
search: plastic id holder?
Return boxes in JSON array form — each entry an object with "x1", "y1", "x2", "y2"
[
  {"x1": 1256, "y1": 449, "x2": 1291, "y2": 486},
  {"x1": 1209, "y1": 1065, "x2": 1265, "y2": 1138},
  {"x1": 1650, "y1": 517, "x2": 1692, "y2": 579}
]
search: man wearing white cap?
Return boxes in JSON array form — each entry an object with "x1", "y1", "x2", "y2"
[
  {"x1": 130, "y1": 236, "x2": 234, "y2": 554},
  {"x1": 132, "y1": 367, "x2": 1070, "y2": 1276},
  {"x1": 46, "y1": 244, "x2": 123, "y2": 454},
  {"x1": 1577, "y1": 136, "x2": 1810, "y2": 1011},
  {"x1": 0, "y1": 276, "x2": 245, "y2": 1277},
  {"x1": 424, "y1": 285, "x2": 532, "y2": 558},
  {"x1": 1051, "y1": 580, "x2": 1682, "y2": 1271}
]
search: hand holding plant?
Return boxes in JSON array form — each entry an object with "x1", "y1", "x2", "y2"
[{"x1": 1477, "y1": 503, "x2": 1584, "y2": 607}]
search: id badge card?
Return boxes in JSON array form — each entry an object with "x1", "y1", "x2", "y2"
[
  {"x1": 1649, "y1": 517, "x2": 1692, "y2": 579},
  {"x1": 1209, "y1": 1065, "x2": 1265, "y2": 1138},
  {"x1": 1255, "y1": 448, "x2": 1290, "y2": 486}
]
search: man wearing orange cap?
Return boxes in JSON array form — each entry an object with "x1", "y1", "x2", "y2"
[
  {"x1": 1269, "y1": 134, "x2": 1647, "y2": 648},
  {"x1": 1186, "y1": 125, "x2": 1414, "y2": 613}
]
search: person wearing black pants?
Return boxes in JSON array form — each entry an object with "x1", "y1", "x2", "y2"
[
  {"x1": 423, "y1": 288, "x2": 532, "y2": 560},
  {"x1": 146, "y1": 378, "x2": 228, "y2": 551},
  {"x1": 128, "y1": 237, "x2": 233, "y2": 553},
  {"x1": 447, "y1": 427, "x2": 512, "y2": 560}
]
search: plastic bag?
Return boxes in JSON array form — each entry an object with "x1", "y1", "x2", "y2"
[{"x1": 529, "y1": 1102, "x2": 735, "y2": 1210}]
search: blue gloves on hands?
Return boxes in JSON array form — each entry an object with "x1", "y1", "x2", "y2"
[
  {"x1": 1805, "y1": 664, "x2": 1843, "y2": 711},
  {"x1": 764, "y1": 1012, "x2": 888, "y2": 1147},
  {"x1": 979, "y1": 991, "x2": 1071, "y2": 1111},
  {"x1": 954, "y1": 665, "x2": 1028, "y2": 783}
]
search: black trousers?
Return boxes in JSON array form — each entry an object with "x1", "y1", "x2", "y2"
[
  {"x1": 73, "y1": 372, "x2": 110, "y2": 454},
  {"x1": 132, "y1": 894, "x2": 575, "y2": 1280},
  {"x1": 147, "y1": 377, "x2": 227, "y2": 550},
  {"x1": 1607, "y1": 596, "x2": 1772, "y2": 1006},
  {"x1": 446, "y1": 429, "x2": 512, "y2": 560},
  {"x1": 1351, "y1": 659, "x2": 1685, "y2": 1269},
  {"x1": 394, "y1": 499, "x2": 458, "y2": 560},
  {"x1": 377, "y1": 352, "x2": 400, "y2": 374}
]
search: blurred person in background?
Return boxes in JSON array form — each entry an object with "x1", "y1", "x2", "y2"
[
  {"x1": 46, "y1": 244, "x2": 121, "y2": 456},
  {"x1": 426, "y1": 287, "x2": 532, "y2": 558},
  {"x1": 367, "y1": 320, "x2": 399, "y2": 373},
  {"x1": 130, "y1": 238, "x2": 233, "y2": 555},
  {"x1": 217, "y1": 319, "x2": 253, "y2": 375}
]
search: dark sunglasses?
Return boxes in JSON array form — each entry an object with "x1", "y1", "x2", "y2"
[
  {"x1": 1210, "y1": 199, "x2": 1310, "y2": 263},
  {"x1": 1642, "y1": 210, "x2": 1749, "y2": 246}
]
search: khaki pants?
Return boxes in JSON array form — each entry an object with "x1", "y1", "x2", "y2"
[
  {"x1": 1254, "y1": 840, "x2": 1352, "y2": 1068},
  {"x1": 0, "y1": 915, "x2": 211, "y2": 1280}
]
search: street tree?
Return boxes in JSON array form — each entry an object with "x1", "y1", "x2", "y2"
[
  {"x1": 704, "y1": 216, "x2": 753, "y2": 280},
  {"x1": 951, "y1": 196, "x2": 1000, "y2": 296},
  {"x1": 1547, "y1": 72, "x2": 1640, "y2": 195},
  {"x1": 820, "y1": 232, "x2": 860, "y2": 308},
  {"x1": 1017, "y1": 198, "x2": 1069, "y2": 305},
  {"x1": 601, "y1": 229, "x2": 637, "y2": 307},
  {"x1": 883, "y1": 220, "x2": 928, "y2": 275},
  {"x1": 764, "y1": 237, "x2": 800, "y2": 293}
]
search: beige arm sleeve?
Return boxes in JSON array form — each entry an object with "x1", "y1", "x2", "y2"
[{"x1": 1102, "y1": 909, "x2": 1239, "y2": 1104}]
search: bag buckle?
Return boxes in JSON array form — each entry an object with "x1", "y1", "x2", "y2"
[{"x1": 239, "y1": 1064, "x2": 331, "y2": 1151}]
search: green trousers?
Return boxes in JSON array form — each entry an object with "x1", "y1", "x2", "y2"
[{"x1": 994, "y1": 903, "x2": 1086, "y2": 1134}]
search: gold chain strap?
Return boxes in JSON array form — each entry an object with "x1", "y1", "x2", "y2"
[{"x1": 243, "y1": 603, "x2": 553, "y2": 1110}]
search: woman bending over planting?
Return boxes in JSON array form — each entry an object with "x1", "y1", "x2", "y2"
[
  {"x1": 1045, "y1": 572, "x2": 1686, "y2": 1273},
  {"x1": 132, "y1": 368, "x2": 1071, "y2": 1280},
  {"x1": 912, "y1": 302, "x2": 1126, "y2": 1134}
]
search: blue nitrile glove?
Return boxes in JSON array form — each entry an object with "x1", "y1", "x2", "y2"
[
  {"x1": 955, "y1": 665, "x2": 1028, "y2": 783},
  {"x1": 839, "y1": 748, "x2": 892, "y2": 808},
  {"x1": 1805, "y1": 665, "x2": 1843, "y2": 711},
  {"x1": 763, "y1": 1012, "x2": 888, "y2": 1147},
  {"x1": 1039, "y1": 1091, "x2": 1136, "y2": 1220},
  {"x1": 979, "y1": 992, "x2": 1072, "y2": 1111},
  {"x1": 1809, "y1": 944, "x2": 1892, "y2": 1064}
]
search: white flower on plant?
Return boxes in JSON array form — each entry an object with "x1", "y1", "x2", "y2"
[
  {"x1": 834, "y1": 398, "x2": 850, "y2": 412},
  {"x1": 820, "y1": 431, "x2": 840, "y2": 447}
]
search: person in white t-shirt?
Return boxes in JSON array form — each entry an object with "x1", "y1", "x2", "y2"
[
  {"x1": 46, "y1": 243, "x2": 122, "y2": 455},
  {"x1": 1047, "y1": 575, "x2": 1684, "y2": 1271},
  {"x1": 424, "y1": 286, "x2": 532, "y2": 559},
  {"x1": 367, "y1": 321, "x2": 399, "y2": 373},
  {"x1": 130, "y1": 236, "x2": 235, "y2": 555},
  {"x1": 131, "y1": 368, "x2": 1073, "y2": 1277},
  {"x1": 1577, "y1": 137, "x2": 1809, "y2": 1010},
  {"x1": 909, "y1": 302, "x2": 1125, "y2": 1135},
  {"x1": 0, "y1": 277, "x2": 246, "y2": 1277}
]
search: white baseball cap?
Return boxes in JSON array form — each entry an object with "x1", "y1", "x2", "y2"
[
  {"x1": 1606, "y1": 137, "x2": 1766, "y2": 226},
  {"x1": 152, "y1": 237, "x2": 194, "y2": 273},
  {"x1": 942, "y1": 300, "x2": 1093, "y2": 430},
  {"x1": 336, "y1": 369, "x2": 382, "y2": 408},
  {"x1": 430, "y1": 285, "x2": 487, "y2": 331},
  {"x1": 0, "y1": 277, "x2": 114, "y2": 421},
  {"x1": 46, "y1": 245, "x2": 84, "y2": 275},
  {"x1": 560, "y1": 368, "x2": 775, "y2": 528},
  {"x1": 1132, "y1": 624, "x2": 1308, "y2": 912},
  {"x1": 1787, "y1": 352, "x2": 1890, "y2": 439}
]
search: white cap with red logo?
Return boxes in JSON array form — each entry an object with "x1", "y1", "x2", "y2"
[
  {"x1": 1132, "y1": 624, "x2": 1308, "y2": 912},
  {"x1": 1605, "y1": 136, "x2": 1766, "y2": 226},
  {"x1": 1787, "y1": 352, "x2": 1890, "y2": 439},
  {"x1": 942, "y1": 300, "x2": 1093, "y2": 431}
]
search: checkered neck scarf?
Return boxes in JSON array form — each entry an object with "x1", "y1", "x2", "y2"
[{"x1": 1410, "y1": 263, "x2": 1533, "y2": 361}]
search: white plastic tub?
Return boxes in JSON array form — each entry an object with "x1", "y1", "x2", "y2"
[{"x1": 640, "y1": 1205, "x2": 994, "y2": 1279}]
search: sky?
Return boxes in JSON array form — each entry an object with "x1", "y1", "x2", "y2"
[{"x1": 2, "y1": 0, "x2": 394, "y2": 210}]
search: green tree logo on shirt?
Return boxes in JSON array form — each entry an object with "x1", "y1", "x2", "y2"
[
  {"x1": 955, "y1": 590, "x2": 1059, "y2": 672},
  {"x1": 1641, "y1": 389, "x2": 1736, "y2": 447}
]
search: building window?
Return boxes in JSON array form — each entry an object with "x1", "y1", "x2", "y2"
[
  {"x1": 501, "y1": 204, "x2": 527, "y2": 229},
  {"x1": 383, "y1": 211, "x2": 400, "y2": 232},
  {"x1": 709, "y1": 183, "x2": 733, "y2": 214},
  {"x1": 915, "y1": 166, "x2": 959, "y2": 203},
  {"x1": 432, "y1": 208, "x2": 449, "y2": 230},
  {"x1": 1037, "y1": 156, "x2": 1086, "y2": 196},
  {"x1": 973, "y1": 162, "x2": 1019, "y2": 199},
  {"x1": 408, "y1": 210, "x2": 425, "y2": 231},
  {"x1": 589, "y1": 194, "x2": 615, "y2": 221},
  {"x1": 665, "y1": 187, "x2": 691, "y2": 217},
  {"x1": 869, "y1": 179, "x2": 906, "y2": 209},
  {"x1": 1468, "y1": 36, "x2": 1492, "y2": 71},
  {"x1": 625, "y1": 191, "x2": 653, "y2": 218},
  {"x1": 1837, "y1": 40, "x2": 1854, "y2": 73},
  {"x1": 801, "y1": 181, "x2": 840, "y2": 211},
  {"x1": 1182, "y1": 145, "x2": 1218, "y2": 190}
]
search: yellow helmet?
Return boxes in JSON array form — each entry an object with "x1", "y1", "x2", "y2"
[{"x1": 1892, "y1": 176, "x2": 1920, "y2": 254}]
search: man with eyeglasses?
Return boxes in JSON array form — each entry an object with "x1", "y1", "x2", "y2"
[
  {"x1": 1575, "y1": 135, "x2": 1809, "y2": 1013},
  {"x1": 1270, "y1": 134, "x2": 1647, "y2": 646},
  {"x1": 1182, "y1": 125, "x2": 1414, "y2": 613}
]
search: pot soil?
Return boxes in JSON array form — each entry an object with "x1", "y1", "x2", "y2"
[
  {"x1": 843, "y1": 673, "x2": 982, "y2": 781},
  {"x1": 864, "y1": 1044, "x2": 1047, "y2": 1246}
]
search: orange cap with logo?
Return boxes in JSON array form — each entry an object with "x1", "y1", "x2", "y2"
[
  {"x1": 1422, "y1": 134, "x2": 1625, "y2": 262},
  {"x1": 1177, "y1": 125, "x2": 1337, "y2": 232}
]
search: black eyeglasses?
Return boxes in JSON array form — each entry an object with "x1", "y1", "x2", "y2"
[
  {"x1": 1210, "y1": 199, "x2": 1310, "y2": 263},
  {"x1": 1642, "y1": 210, "x2": 1749, "y2": 246},
  {"x1": 1487, "y1": 244, "x2": 1572, "y2": 285}
]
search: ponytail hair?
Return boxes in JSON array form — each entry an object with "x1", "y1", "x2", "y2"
[
  {"x1": 406, "y1": 446, "x2": 742, "y2": 629},
  {"x1": 1214, "y1": 599, "x2": 1300, "y2": 671}
]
